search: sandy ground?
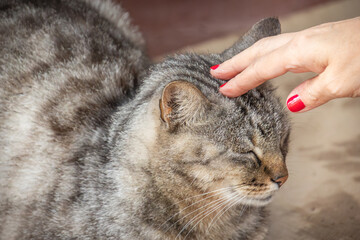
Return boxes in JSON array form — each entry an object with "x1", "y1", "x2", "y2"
[{"x1": 176, "y1": 0, "x2": 360, "y2": 239}]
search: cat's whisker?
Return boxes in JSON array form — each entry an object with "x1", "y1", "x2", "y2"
[
  {"x1": 207, "y1": 189, "x2": 256, "y2": 232},
  {"x1": 182, "y1": 193, "x2": 241, "y2": 240},
  {"x1": 207, "y1": 195, "x2": 243, "y2": 231},
  {"x1": 161, "y1": 184, "x2": 250, "y2": 234},
  {"x1": 238, "y1": 202, "x2": 251, "y2": 225},
  {"x1": 172, "y1": 186, "x2": 233, "y2": 206},
  {"x1": 159, "y1": 187, "x2": 230, "y2": 231},
  {"x1": 212, "y1": 190, "x2": 255, "y2": 230},
  {"x1": 177, "y1": 199, "x2": 229, "y2": 240},
  {"x1": 191, "y1": 171, "x2": 209, "y2": 186},
  {"x1": 240, "y1": 202, "x2": 249, "y2": 217},
  {"x1": 175, "y1": 195, "x2": 230, "y2": 239},
  {"x1": 189, "y1": 171, "x2": 200, "y2": 186},
  {"x1": 206, "y1": 192, "x2": 244, "y2": 232},
  {"x1": 166, "y1": 194, "x2": 229, "y2": 234}
]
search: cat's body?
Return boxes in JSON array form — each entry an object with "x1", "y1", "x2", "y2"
[{"x1": 0, "y1": 0, "x2": 290, "y2": 239}]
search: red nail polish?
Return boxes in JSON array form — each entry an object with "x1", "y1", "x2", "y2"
[
  {"x1": 287, "y1": 94, "x2": 305, "y2": 112},
  {"x1": 220, "y1": 82, "x2": 227, "y2": 88},
  {"x1": 211, "y1": 64, "x2": 219, "y2": 70}
]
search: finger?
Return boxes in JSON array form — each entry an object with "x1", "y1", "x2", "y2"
[
  {"x1": 286, "y1": 74, "x2": 332, "y2": 113},
  {"x1": 219, "y1": 45, "x2": 291, "y2": 97},
  {"x1": 211, "y1": 33, "x2": 294, "y2": 80}
]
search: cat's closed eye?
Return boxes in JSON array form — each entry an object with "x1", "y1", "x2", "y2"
[{"x1": 231, "y1": 151, "x2": 261, "y2": 169}]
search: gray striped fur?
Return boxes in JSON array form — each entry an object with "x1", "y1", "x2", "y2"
[{"x1": 0, "y1": 1, "x2": 290, "y2": 239}]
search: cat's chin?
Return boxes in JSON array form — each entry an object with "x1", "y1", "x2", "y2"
[{"x1": 239, "y1": 194, "x2": 274, "y2": 207}]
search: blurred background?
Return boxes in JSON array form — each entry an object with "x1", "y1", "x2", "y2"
[
  {"x1": 122, "y1": 0, "x2": 337, "y2": 57},
  {"x1": 119, "y1": 0, "x2": 360, "y2": 239}
]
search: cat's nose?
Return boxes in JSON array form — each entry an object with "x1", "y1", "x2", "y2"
[{"x1": 271, "y1": 174, "x2": 288, "y2": 188}]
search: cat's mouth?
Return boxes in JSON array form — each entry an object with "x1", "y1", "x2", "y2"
[{"x1": 231, "y1": 184, "x2": 278, "y2": 207}]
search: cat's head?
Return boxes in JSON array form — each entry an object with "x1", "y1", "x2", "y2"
[{"x1": 142, "y1": 18, "x2": 290, "y2": 207}]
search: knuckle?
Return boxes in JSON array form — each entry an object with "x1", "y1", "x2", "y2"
[
  {"x1": 249, "y1": 60, "x2": 263, "y2": 81},
  {"x1": 324, "y1": 81, "x2": 345, "y2": 98},
  {"x1": 227, "y1": 57, "x2": 242, "y2": 72},
  {"x1": 284, "y1": 46, "x2": 299, "y2": 70},
  {"x1": 291, "y1": 35, "x2": 303, "y2": 50},
  {"x1": 254, "y1": 38, "x2": 267, "y2": 48},
  {"x1": 304, "y1": 78, "x2": 322, "y2": 104},
  {"x1": 290, "y1": 31, "x2": 314, "y2": 56},
  {"x1": 284, "y1": 37, "x2": 306, "y2": 69},
  {"x1": 251, "y1": 38, "x2": 268, "y2": 57},
  {"x1": 293, "y1": 30, "x2": 312, "y2": 45},
  {"x1": 306, "y1": 86, "x2": 321, "y2": 103}
]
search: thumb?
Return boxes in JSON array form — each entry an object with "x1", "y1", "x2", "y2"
[{"x1": 286, "y1": 75, "x2": 332, "y2": 113}]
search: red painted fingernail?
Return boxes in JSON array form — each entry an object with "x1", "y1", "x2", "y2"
[
  {"x1": 287, "y1": 94, "x2": 305, "y2": 112},
  {"x1": 211, "y1": 64, "x2": 219, "y2": 70},
  {"x1": 220, "y1": 82, "x2": 227, "y2": 88}
]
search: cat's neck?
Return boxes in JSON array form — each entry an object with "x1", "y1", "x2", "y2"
[{"x1": 107, "y1": 95, "x2": 265, "y2": 239}]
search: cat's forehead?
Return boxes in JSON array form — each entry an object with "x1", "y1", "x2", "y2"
[
  {"x1": 194, "y1": 90, "x2": 289, "y2": 153},
  {"x1": 201, "y1": 114, "x2": 279, "y2": 153}
]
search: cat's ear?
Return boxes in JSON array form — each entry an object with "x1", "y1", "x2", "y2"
[
  {"x1": 160, "y1": 81, "x2": 210, "y2": 129},
  {"x1": 221, "y1": 17, "x2": 281, "y2": 60}
]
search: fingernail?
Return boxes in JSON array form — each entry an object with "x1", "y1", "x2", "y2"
[
  {"x1": 211, "y1": 64, "x2": 219, "y2": 70},
  {"x1": 287, "y1": 94, "x2": 305, "y2": 112},
  {"x1": 220, "y1": 82, "x2": 227, "y2": 88}
]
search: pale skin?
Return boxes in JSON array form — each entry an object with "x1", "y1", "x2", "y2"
[{"x1": 211, "y1": 17, "x2": 360, "y2": 113}]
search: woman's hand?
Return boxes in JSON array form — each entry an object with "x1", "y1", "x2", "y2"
[{"x1": 211, "y1": 17, "x2": 360, "y2": 112}]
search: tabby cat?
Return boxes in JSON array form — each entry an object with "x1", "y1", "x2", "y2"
[{"x1": 0, "y1": 0, "x2": 290, "y2": 239}]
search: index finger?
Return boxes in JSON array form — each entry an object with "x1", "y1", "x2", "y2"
[
  {"x1": 219, "y1": 44, "x2": 292, "y2": 97},
  {"x1": 211, "y1": 33, "x2": 294, "y2": 80}
]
